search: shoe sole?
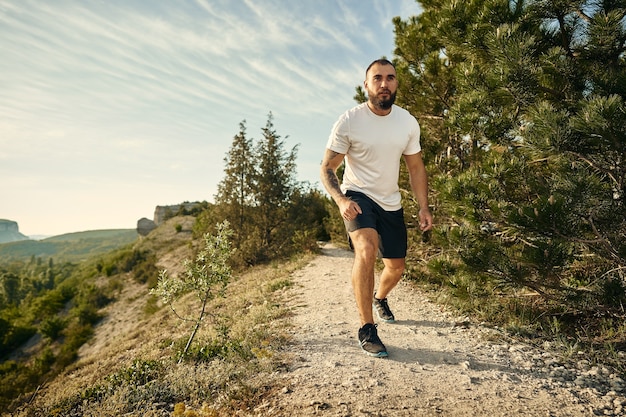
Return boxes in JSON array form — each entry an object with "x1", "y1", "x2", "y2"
[
  {"x1": 374, "y1": 308, "x2": 396, "y2": 323},
  {"x1": 360, "y1": 345, "x2": 388, "y2": 358}
]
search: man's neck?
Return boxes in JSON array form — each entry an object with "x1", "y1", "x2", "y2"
[{"x1": 367, "y1": 101, "x2": 392, "y2": 116}]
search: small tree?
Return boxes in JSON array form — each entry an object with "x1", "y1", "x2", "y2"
[
  {"x1": 151, "y1": 221, "x2": 233, "y2": 363},
  {"x1": 214, "y1": 121, "x2": 256, "y2": 249},
  {"x1": 199, "y1": 113, "x2": 331, "y2": 265},
  {"x1": 253, "y1": 112, "x2": 299, "y2": 257}
]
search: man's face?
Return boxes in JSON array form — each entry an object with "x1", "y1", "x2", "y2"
[{"x1": 364, "y1": 63, "x2": 398, "y2": 111}]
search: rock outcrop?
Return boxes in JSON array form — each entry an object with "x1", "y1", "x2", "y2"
[
  {"x1": 136, "y1": 218, "x2": 157, "y2": 237},
  {"x1": 153, "y1": 203, "x2": 203, "y2": 225},
  {"x1": 0, "y1": 219, "x2": 29, "y2": 244},
  {"x1": 136, "y1": 202, "x2": 205, "y2": 236}
]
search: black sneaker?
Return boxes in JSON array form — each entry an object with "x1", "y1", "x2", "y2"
[
  {"x1": 373, "y1": 295, "x2": 395, "y2": 323},
  {"x1": 358, "y1": 323, "x2": 388, "y2": 358}
]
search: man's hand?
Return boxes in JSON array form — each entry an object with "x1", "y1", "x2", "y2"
[
  {"x1": 419, "y1": 207, "x2": 433, "y2": 231},
  {"x1": 338, "y1": 197, "x2": 362, "y2": 221}
]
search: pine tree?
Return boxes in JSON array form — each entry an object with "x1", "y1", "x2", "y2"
[
  {"x1": 253, "y1": 112, "x2": 299, "y2": 258},
  {"x1": 214, "y1": 121, "x2": 255, "y2": 249},
  {"x1": 208, "y1": 114, "x2": 328, "y2": 266},
  {"x1": 393, "y1": 0, "x2": 625, "y2": 311}
]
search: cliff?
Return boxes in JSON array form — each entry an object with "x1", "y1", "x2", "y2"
[
  {"x1": 136, "y1": 202, "x2": 206, "y2": 237},
  {"x1": 153, "y1": 202, "x2": 204, "y2": 225},
  {"x1": 0, "y1": 219, "x2": 29, "y2": 244}
]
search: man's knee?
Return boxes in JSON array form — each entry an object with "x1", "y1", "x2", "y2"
[
  {"x1": 350, "y1": 230, "x2": 379, "y2": 259},
  {"x1": 384, "y1": 258, "x2": 406, "y2": 276}
]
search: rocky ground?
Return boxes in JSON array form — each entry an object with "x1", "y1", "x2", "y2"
[{"x1": 260, "y1": 243, "x2": 626, "y2": 416}]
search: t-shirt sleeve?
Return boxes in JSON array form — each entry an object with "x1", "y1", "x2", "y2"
[
  {"x1": 403, "y1": 116, "x2": 422, "y2": 155},
  {"x1": 326, "y1": 113, "x2": 351, "y2": 154}
]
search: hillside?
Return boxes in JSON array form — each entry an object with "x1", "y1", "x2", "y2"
[
  {"x1": 0, "y1": 229, "x2": 138, "y2": 263},
  {"x1": 7, "y1": 215, "x2": 314, "y2": 416},
  {"x1": 7, "y1": 221, "x2": 626, "y2": 416}
]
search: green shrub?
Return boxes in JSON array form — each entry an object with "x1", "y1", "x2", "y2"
[
  {"x1": 57, "y1": 323, "x2": 93, "y2": 367},
  {"x1": 39, "y1": 316, "x2": 67, "y2": 341},
  {"x1": 33, "y1": 348, "x2": 55, "y2": 374},
  {"x1": 152, "y1": 221, "x2": 234, "y2": 362},
  {"x1": 0, "y1": 324, "x2": 35, "y2": 358},
  {"x1": 132, "y1": 257, "x2": 159, "y2": 287},
  {"x1": 103, "y1": 263, "x2": 118, "y2": 277},
  {"x1": 30, "y1": 288, "x2": 72, "y2": 318},
  {"x1": 183, "y1": 335, "x2": 251, "y2": 364},
  {"x1": 74, "y1": 304, "x2": 101, "y2": 325},
  {"x1": 106, "y1": 359, "x2": 163, "y2": 387},
  {"x1": 265, "y1": 279, "x2": 292, "y2": 293}
]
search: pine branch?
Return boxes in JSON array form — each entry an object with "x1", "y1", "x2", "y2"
[
  {"x1": 588, "y1": 215, "x2": 623, "y2": 264},
  {"x1": 569, "y1": 152, "x2": 619, "y2": 188},
  {"x1": 575, "y1": 9, "x2": 591, "y2": 23}
]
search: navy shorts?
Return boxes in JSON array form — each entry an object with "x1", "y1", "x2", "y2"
[{"x1": 344, "y1": 190, "x2": 407, "y2": 259}]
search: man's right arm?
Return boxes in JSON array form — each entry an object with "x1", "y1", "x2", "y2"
[
  {"x1": 320, "y1": 149, "x2": 346, "y2": 203},
  {"x1": 320, "y1": 149, "x2": 362, "y2": 220}
]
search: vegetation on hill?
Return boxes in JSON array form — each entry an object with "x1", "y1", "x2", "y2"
[
  {"x1": 0, "y1": 230, "x2": 138, "y2": 263},
  {"x1": 0, "y1": 226, "x2": 157, "y2": 410},
  {"x1": 2, "y1": 210, "x2": 321, "y2": 415}
]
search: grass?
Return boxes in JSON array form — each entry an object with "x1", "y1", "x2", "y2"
[{"x1": 9, "y1": 250, "x2": 314, "y2": 417}]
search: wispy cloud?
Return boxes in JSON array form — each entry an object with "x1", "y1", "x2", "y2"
[{"x1": 0, "y1": 0, "x2": 422, "y2": 235}]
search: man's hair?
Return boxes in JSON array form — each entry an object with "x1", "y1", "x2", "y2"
[{"x1": 365, "y1": 59, "x2": 395, "y2": 77}]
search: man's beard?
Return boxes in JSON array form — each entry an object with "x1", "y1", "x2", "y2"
[{"x1": 369, "y1": 90, "x2": 396, "y2": 110}]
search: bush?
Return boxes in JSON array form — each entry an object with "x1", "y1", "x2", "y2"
[
  {"x1": 105, "y1": 359, "x2": 163, "y2": 387},
  {"x1": 39, "y1": 316, "x2": 66, "y2": 341},
  {"x1": 152, "y1": 222, "x2": 233, "y2": 362},
  {"x1": 57, "y1": 323, "x2": 93, "y2": 367},
  {"x1": 0, "y1": 324, "x2": 35, "y2": 358},
  {"x1": 30, "y1": 288, "x2": 72, "y2": 318}
]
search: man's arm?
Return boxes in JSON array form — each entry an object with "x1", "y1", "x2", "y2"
[
  {"x1": 320, "y1": 149, "x2": 362, "y2": 221},
  {"x1": 404, "y1": 152, "x2": 433, "y2": 231}
]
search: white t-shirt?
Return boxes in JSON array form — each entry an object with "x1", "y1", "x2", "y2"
[{"x1": 326, "y1": 102, "x2": 421, "y2": 211}]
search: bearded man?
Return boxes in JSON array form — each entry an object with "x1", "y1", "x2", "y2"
[{"x1": 320, "y1": 58, "x2": 433, "y2": 357}]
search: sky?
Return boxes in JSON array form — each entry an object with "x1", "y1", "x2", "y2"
[{"x1": 0, "y1": 0, "x2": 422, "y2": 237}]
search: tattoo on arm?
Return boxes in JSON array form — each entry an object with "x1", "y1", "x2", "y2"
[
  {"x1": 324, "y1": 168, "x2": 342, "y2": 192},
  {"x1": 321, "y1": 151, "x2": 346, "y2": 203}
]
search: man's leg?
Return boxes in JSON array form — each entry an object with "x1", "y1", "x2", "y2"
[
  {"x1": 349, "y1": 227, "x2": 379, "y2": 325},
  {"x1": 375, "y1": 258, "x2": 406, "y2": 300},
  {"x1": 350, "y1": 227, "x2": 388, "y2": 357}
]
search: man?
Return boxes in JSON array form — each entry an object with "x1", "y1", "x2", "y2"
[{"x1": 320, "y1": 58, "x2": 433, "y2": 358}]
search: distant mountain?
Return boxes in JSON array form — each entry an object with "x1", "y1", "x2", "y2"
[
  {"x1": 28, "y1": 235, "x2": 51, "y2": 241},
  {"x1": 0, "y1": 229, "x2": 138, "y2": 263},
  {"x1": 0, "y1": 219, "x2": 28, "y2": 244}
]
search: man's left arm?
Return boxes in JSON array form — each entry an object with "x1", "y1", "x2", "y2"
[{"x1": 404, "y1": 152, "x2": 433, "y2": 231}]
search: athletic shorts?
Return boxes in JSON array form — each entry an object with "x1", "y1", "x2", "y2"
[{"x1": 344, "y1": 190, "x2": 407, "y2": 259}]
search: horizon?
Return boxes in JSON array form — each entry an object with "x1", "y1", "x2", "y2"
[
  {"x1": 0, "y1": 0, "x2": 422, "y2": 237},
  {"x1": 0, "y1": 216, "x2": 136, "y2": 240}
]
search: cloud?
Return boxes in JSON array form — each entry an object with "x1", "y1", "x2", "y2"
[{"x1": 0, "y1": 0, "x2": 422, "y2": 235}]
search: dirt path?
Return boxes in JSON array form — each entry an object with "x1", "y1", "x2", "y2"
[{"x1": 265, "y1": 243, "x2": 626, "y2": 416}]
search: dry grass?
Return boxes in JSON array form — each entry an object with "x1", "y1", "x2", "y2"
[{"x1": 9, "y1": 217, "x2": 315, "y2": 417}]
